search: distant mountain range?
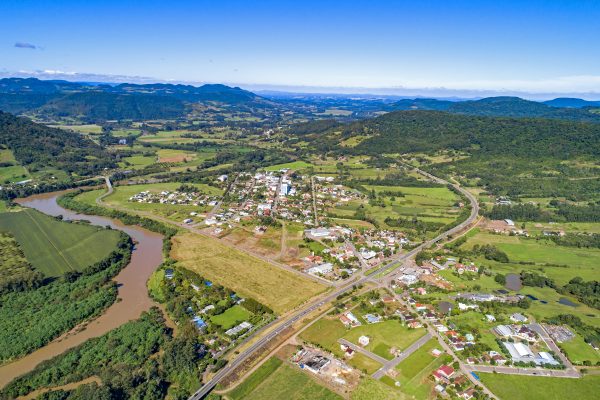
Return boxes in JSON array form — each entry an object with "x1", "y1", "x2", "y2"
[
  {"x1": 0, "y1": 78, "x2": 599, "y2": 123},
  {"x1": 387, "y1": 96, "x2": 600, "y2": 122},
  {"x1": 0, "y1": 78, "x2": 269, "y2": 120}
]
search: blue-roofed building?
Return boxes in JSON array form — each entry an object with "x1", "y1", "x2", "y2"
[
  {"x1": 192, "y1": 315, "x2": 207, "y2": 330},
  {"x1": 205, "y1": 281, "x2": 213, "y2": 287},
  {"x1": 364, "y1": 314, "x2": 382, "y2": 324},
  {"x1": 165, "y1": 269, "x2": 174, "y2": 280}
]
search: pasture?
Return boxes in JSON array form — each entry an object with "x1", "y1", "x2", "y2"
[
  {"x1": 170, "y1": 232, "x2": 326, "y2": 314},
  {"x1": 0, "y1": 209, "x2": 121, "y2": 277},
  {"x1": 226, "y1": 357, "x2": 342, "y2": 400},
  {"x1": 479, "y1": 373, "x2": 600, "y2": 400}
]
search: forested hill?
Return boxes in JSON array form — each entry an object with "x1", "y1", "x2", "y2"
[
  {"x1": 40, "y1": 92, "x2": 186, "y2": 120},
  {"x1": 388, "y1": 96, "x2": 600, "y2": 123},
  {"x1": 0, "y1": 78, "x2": 272, "y2": 121},
  {"x1": 293, "y1": 110, "x2": 600, "y2": 159},
  {"x1": 0, "y1": 111, "x2": 115, "y2": 176}
]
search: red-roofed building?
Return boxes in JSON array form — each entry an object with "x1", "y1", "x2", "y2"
[{"x1": 432, "y1": 365, "x2": 455, "y2": 383}]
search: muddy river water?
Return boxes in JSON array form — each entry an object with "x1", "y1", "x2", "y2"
[{"x1": 0, "y1": 191, "x2": 164, "y2": 388}]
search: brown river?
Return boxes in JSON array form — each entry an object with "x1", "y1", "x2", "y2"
[{"x1": 0, "y1": 191, "x2": 164, "y2": 388}]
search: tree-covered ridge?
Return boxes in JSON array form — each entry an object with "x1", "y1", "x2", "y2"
[
  {"x1": 0, "y1": 111, "x2": 116, "y2": 176},
  {"x1": 40, "y1": 92, "x2": 186, "y2": 120},
  {"x1": 351, "y1": 111, "x2": 600, "y2": 158}
]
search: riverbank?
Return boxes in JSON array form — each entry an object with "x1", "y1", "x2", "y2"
[{"x1": 0, "y1": 190, "x2": 165, "y2": 388}]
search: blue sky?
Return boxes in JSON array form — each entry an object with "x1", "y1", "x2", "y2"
[{"x1": 1, "y1": 0, "x2": 600, "y2": 96}]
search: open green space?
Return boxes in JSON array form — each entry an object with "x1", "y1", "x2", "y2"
[
  {"x1": 560, "y1": 336, "x2": 600, "y2": 365},
  {"x1": 0, "y1": 209, "x2": 122, "y2": 277},
  {"x1": 264, "y1": 160, "x2": 313, "y2": 172},
  {"x1": 343, "y1": 320, "x2": 426, "y2": 360},
  {"x1": 210, "y1": 305, "x2": 252, "y2": 329},
  {"x1": 119, "y1": 154, "x2": 155, "y2": 169},
  {"x1": 462, "y1": 231, "x2": 600, "y2": 279},
  {"x1": 351, "y1": 377, "x2": 404, "y2": 400},
  {"x1": 227, "y1": 358, "x2": 342, "y2": 400},
  {"x1": 390, "y1": 339, "x2": 453, "y2": 400},
  {"x1": 479, "y1": 373, "x2": 600, "y2": 400},
  {"x1": 298, "y1": 318, "x2": 381, "y2": 373},
  {"x1": 226, "y1": 357, "x2": 283, "y2": 400}
]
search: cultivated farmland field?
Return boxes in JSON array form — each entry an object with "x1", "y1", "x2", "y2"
[
  {"x1": 170, "y1": 232, "x2": 326, "y2": 314},
  {"x1": 0, "y1": 209, "x2": 122, "y2": 277}
]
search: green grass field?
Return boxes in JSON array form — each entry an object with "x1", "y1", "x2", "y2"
[
  {"x1": 0, "y1": 149, "x2": 30, "y2": 184},
  {"x1": 210, "y1": 305, "x2": 252, "y2": 329},
  {"x1": 227, "y1": 357, "x2": 342, "y2": 400},
  {"x1": 0, "y1": 209, "x2": 122, "y2": 277},
  {"x1": 560, "y1": 336, "x2": 600, "y2": 364},
  {"x1": 390, "y1": 340, "x2": 452, "y2": 400},
  {"x1": 298, "y1": 317, "x2": 382, "y2": 373},
  {"x1": 226, "y1": 357, "x2": 283, "y2": 400},
  {"x1": 479, "y1": 373, "x2": 600, "y2": 400},
  {"x1": 351, "y1": 377, "x2": 404, "y2": 400},
  {"x1": 462, "y1": 232, "x2": 600, "y2": 282},
  {"x1": 119, "y1": 155, "x2": 155, "y2": 169},
  {"x1": 264, "y1": 161, "x2": 313, "y2": 172},
  {"x1": 343, "y1": 320, "x2": 426, "y2": 360}
]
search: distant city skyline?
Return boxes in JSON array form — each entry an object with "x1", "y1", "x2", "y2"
[{"x1": 2, "y1": 0, "x2": 600, "y2": 99}]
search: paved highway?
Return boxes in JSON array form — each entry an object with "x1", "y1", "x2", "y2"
[{"x1": 188, "y1": 167, "x2": 480, "y2": 399}]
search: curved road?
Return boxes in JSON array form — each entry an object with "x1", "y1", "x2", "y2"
[{"x1": 189, "y1": 166, "x2": 480, "y2": 399}]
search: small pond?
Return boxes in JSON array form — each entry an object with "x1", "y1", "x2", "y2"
[{"x1": 505, "y1": 273, "x2": 522, "y2": 291}]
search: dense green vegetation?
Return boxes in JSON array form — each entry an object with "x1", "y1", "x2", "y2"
[
  {"x1": 0, "y1": 111, "x2": 116, "y2": 176},
  {"x1": 0, "y1": 231, "x2": 44, "y2": 294},
  {"x1": 0, "y1": 308, "x2": 206, "y2": 400},
  {"x1": 0, "y1": 233, "x2": 131, "y2": 362}
]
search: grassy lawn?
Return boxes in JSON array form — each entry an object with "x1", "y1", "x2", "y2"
[
  {"x1": 297, "y1": 317, "x2": 384, "y2": 372},
  {"x1": 225, "y1": 357, "x2": 283, "y2": 400},
  {"x1": 343, "y1": 320, "x2": 426, "y2": 360},
  {"x1": 351, "y1": 377, "x2": 405, "y2": 400},
  {"x1": 391, "y1": 340, "x2": 452, "y2": 400},
  {"x1": 462, "y1": 232, "x2": 600, "y2": 282},
  {"x1": 0, "y1": 209, "x2": 121, "y2": 277},
  {"x1": 48, "y1": 124, "x2": 103, "y2": 134},
  {"x1": 171, "y1": 232, "x2": 325, "y2": 314},
  {"x1": 156, "y1": 148, "x2": 196, "y2": 163},
  {"x1": 210, "y1": 305, "x2": 252, "y2": 329},
  {"x1": 228, "y1": 358, "x2": 342, "y2": 400},
  {"x1": 119, "y1": 155, "x2": 155, "y2": 169},
  {"x1": 264, "y1": 161, "x2": 313, "y2": 172},
  {"x1": 561, "y1": 336, "x2": 600, "y2": 365},
  {"x1": 300, "y1": 318, "x2": 348, "y2": 354},
  {"x1": 0, "y1": 164, "x2": 29, "y2": 184},
  {"x1": 479, "y1": 373, "x2": 600, "y2": 400}
]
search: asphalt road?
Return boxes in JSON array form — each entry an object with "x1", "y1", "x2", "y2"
[{"x1": 188, "y1": 167, "x2": 480, "y2": 399}]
